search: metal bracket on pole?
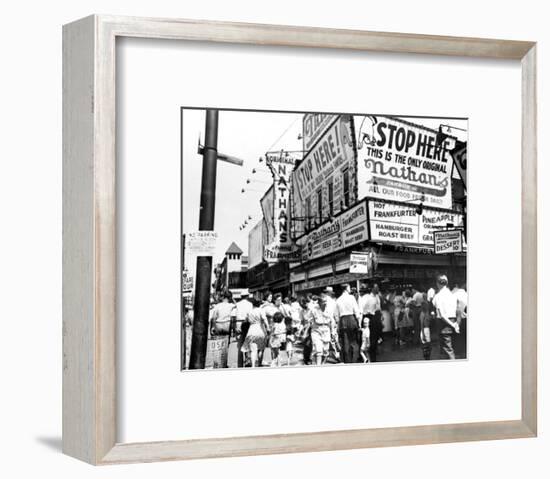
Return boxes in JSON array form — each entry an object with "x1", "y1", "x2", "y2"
[{"x1": 198, "y1": 143, "x2": 244, "y2": 166}]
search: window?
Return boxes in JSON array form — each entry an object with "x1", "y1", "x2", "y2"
[
  {"x1": 317, "y1": 188, "x2": 323, "y2": 223},
  {"x1": 342, "y1": 168, "x2": 350, "y2": 208},
  {"x1": 328, "y1": 180, "x2": 334, "y2": 216}
]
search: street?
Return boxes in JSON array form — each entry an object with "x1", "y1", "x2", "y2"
[{"x1": 183, "y1": 328, "x2": 467, "y2": 369}]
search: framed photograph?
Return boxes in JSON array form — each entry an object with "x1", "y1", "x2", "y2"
[{"x1": 63, "y1": 15, "x2": 537, "y2": 465}]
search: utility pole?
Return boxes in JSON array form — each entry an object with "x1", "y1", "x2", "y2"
[{"x1": 189, "y1": 110, "x2": 219, "y2": 369}]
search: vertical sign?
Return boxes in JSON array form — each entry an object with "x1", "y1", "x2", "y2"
[{"x1": 263, "y1": 151, "x2": 301, "y2": 262}]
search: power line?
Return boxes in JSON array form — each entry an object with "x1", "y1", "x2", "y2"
[{"x1": 265, "y1": 116, "x2": 301, "y2": 153}]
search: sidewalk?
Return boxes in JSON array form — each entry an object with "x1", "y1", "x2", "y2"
[{"x1": 184, "y1": 327, "x2": 466, "y2": 369}]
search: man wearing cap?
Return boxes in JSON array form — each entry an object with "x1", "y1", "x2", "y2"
[
  {"x1": 432, "y1": 275, "x2": 459, "y2": 359},
  {"x1": 335, "y1": 283, "x2": 362, "y2": 363}
]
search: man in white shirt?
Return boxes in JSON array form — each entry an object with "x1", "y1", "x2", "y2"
[
  {"x1": 453, "y1": 283, "x2": 468, "y2": 357},
  {"x1": 322, "y1": 286, "x2": 337, "y2": 322},
  {"x1": 453, "y1": 284, "x2": 468, "y2": 323},
  {"x1": 232, "y1": 293, "x2": 253, "y2": 367},
  {"x1": 335, "y1": 284, "x2": 362, "y2": 363},
  {"x1": 432, "y1": 275, "x2": 459, "y2": 359},
  {"x1": 360, "y1": 284, "x2": 383, "y2": 362},
  {"x1": 210, "y1": 292, "x2": 236, "y2": 337}
]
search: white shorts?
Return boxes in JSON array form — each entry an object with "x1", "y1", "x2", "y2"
[{"x1": 311, "y1": 330, "x2": 330, "y2": 356}]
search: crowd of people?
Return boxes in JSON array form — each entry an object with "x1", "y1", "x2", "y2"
[{"x1": 186, "y1": 274, "x2": 467, "y2": 368}]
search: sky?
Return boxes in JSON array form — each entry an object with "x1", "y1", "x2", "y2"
[{"x1": 181, "y1": 109, "x2": 467, "y2": 274}]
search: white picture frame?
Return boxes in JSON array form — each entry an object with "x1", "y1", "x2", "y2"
[{"x1": 62, "y1": 14, "x2": 537, "y2": 465}]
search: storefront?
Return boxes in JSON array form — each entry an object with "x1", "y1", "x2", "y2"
[
  {"x1": 247, "y1": 261, "x2": 291, "y2": 298},
  {"x1": 290, "y1": 197, "x2": 466, "y2": 295},
  {"x1": 291, "y1": 247, "x2": 464, "y2": 293}
]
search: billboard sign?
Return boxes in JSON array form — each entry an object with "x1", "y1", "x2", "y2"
[
  {"x1": 302, "y1": 200, "x2": 368, "y2": 262},
  {"x1": 356, "y1": 116, "x2": 455, "y2": 209},
  {"x1": 292, "y1": 115, "x2": 356, "y2": 207},
  {"x1": 368, "y1": 200, "x2": 463, "y2": 246},
  {"x1": 302, "y1": 113, "x2": 338, "y2": 153}
]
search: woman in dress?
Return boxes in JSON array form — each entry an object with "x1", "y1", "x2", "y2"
[
  {"x1": 241, "y1": 298, "x2": 270, "y2": 367},
  {"x1": 308, "y1": 295, "x2": 335, "y2": 366},
  {"x1": 261, "y1": 291, "x2": 277, "y2": 329}
]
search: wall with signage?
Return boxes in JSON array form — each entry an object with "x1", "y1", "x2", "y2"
[
  {"x1": 292, "y1": 115, "x2": 357, "y2": 235},
  {"x1": 356, "y1": 115, "x2": 456, "y2": 209},
  {"x1": 433, "y1": 229, "x2": 463, "y2": 254},
  {"x1": 368, "y1": 200, "x2": 463, "y2": 246},
  {"x1": 300, "y1": 200, "x2": 369, "y2": 262}
]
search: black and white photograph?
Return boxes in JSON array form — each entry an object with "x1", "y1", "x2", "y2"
[{"x1": 181, "y1": 109, "x2": 467, "y2": 370}]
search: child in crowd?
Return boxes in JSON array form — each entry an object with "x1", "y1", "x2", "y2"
[
  {"x1": 360, "y1": 316, "x2": 370, "y2": 363},
  {"x1": 269, "y1": 312, "x2": 287, "y2": 367}
]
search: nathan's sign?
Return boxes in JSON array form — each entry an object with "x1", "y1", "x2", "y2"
[
  {"x1": 302, "y1": 113, "x2": 337, "y2": 153},
  {"x1": 263, "y1": 152, "x2": 300, "y2": 263},
  {"x1": 264, "y1": 243, "x2": 301, "y2": 262},
  {"x1": 433, "y1": 229, "x2": 463, "y2": 254},
  {"x1": 357, "y1": 116, "x2": 455, "y2": 209},
  {"x1": 293, "y1": 115, "x2": 356, "y2": 205},
  {"x1": 368, "y1": 201, "x2": 463, "y2": 246},
  {"x1": 302, "y1": 200, "x2": 368, "y2": 262}
]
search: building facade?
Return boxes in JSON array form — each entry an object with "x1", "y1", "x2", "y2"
[
  {"x1": 248, "y1": 113, "x2": 467, "y2": 303},
  {"x1": 214, "y1": 242, "x2": 249, "y2": 299},
  {"x1": 290, "y1": 114, "x2": 466, "y2": 295}
]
